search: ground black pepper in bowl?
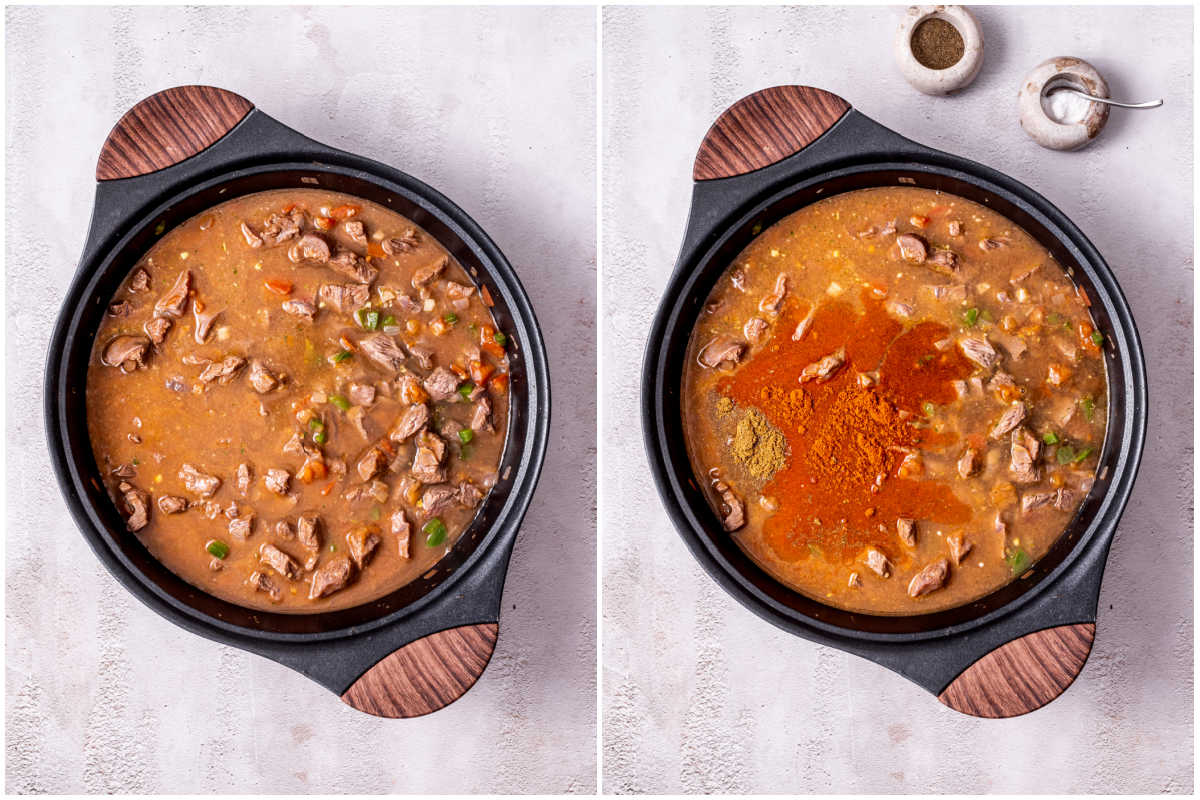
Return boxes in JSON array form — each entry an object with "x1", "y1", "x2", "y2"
[{"x1": 911, "y1": 17, "x2": 964, "y2": 70}]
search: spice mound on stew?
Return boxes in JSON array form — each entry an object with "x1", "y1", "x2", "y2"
[
  {"x1": 86, "y1": 189, "x2": 511, "y2": 613},
  {"x1": 682, "y1": 187, "x2": 1108, "y2": 615}
]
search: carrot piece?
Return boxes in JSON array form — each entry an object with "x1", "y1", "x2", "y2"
[
  {"x1": 910, "y1": 215, "x2": 930, "y2": 228},
  {"x1": 470, "y1": 359, "x2": 495, "y2": 385},
  {"x1": 489, "y1": 373, "x2": 509, "y2": 394},
  {"x1": 314, "y1": 216, "x2": 334, "y2": 231},
  {"x1": 366, "y1": 242, "x2": 386, "y2": 259},
  {"x1": 264, "y1": 278, "x2": 293, "y2": 295},
  {"x1": 330, "y1": 204, "x2": 360, "y2": 220}
]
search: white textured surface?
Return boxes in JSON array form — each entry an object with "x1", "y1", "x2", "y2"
[
  {"x1": 7, "y1": 6, "x2": 595, "y2": 794},
  {"x1": 601, "y1": 6, "x2": 1193, "y2": 794}
]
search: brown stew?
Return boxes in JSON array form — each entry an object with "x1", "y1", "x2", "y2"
[
  {"x1": 683, "y1": 187, "x2": 1107, "y2": 615},
  {"x1": 87, "y1": 189, "x2": 511, "y2": 612}
]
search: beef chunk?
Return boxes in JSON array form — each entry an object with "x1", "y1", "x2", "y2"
[
  {"x1": 229, "y1": 514, "x2": 255, "y2": 541},
  {"x1": 798, "y1": 348, "x2": 846, "y2": 383},
  {"x1": 411, "y1": 255, "x2": 447, "y2": 287},
  {"x1": 359, "y1": 333, "x2": 407, "y2": 373},
  {"x1": 897, "y1": 518, "x2": 917, "y2": 547},
  {"x1": 947, "y1": 220, "x2": 963, "y2": 237},
  {"x1": 697, "y1": 335, "x2": 746, "y2": 369},
  {"x1": 989, "y1": 401, "x2": 1027, "y2": 440},
  {"x1": 1021, "y1": 491, "x2": 1057, "y2": 513},
  {"x1": 288, "y1": 233, "x2": 331, "y2": 264},
  {"x1": 240, "y1": 222, "x2": 263, "y2": 248},
  {"x1": 957, "y1": 446, "x2": 979, "y2": 478},
  {"x1": 275, "y1": 519, "x2": 295, "y2": 540},
  {"x1": 713, "y1": 480, "x2": 744, "y2": 531},
  {"x1": 907, "y1": 558, "x2": 949, "y2": 597},
  {"x1": 471, "y1": 396, "x2": 494, "y2": 433},
  {"x1": 179, "y1": 463, "x2": 221, "y2": 498},
  {"x1": 343, "y1": 219, "x2": 367, "y2": 246},
  {"x1": 458, "y1": 482, "x2": 483, "y2": 509},
  {"x1": 979, "y1": 237, "x2": 1008, "y2": 251},
  {"x1": 424, "y1": 367, "x2": 461, "y2": 401},
  {"x1": 101, "y1": 335, "x2": 150, "y2": 372},
  {"x1": 389, "y1": 403, "x2": 430, "y2": 443},
  {"x1": 157, "y1": 495, "x2": 187, "y2": 515},
  {"x1": 129, "y1": 268, "x2": 151, "y2": 292},
  {"x1": 1009, "y1": 428, "x2": 1040, "y2": 484},
  {"x1": 357, "y1": 445, "x2": 388, "y2": 481},
  {"x1": 865, "y1": 548, "x2": 891, "y2": 578},
  {"x1": 297, "y1": 513, "x2": 322, "y2": 555},
  {"x1": 925, "y1": 248, "x2": 960, "y2": 275},
  {"x1": 112, "y1": 463, "x2": 136, "y2": 479},
  {"x1": 318, "y1": 283, "x2": 371, "y2": 313},
  {"x1": 959, "y1": 336, "x2": 999, "y2": 370},
  {"x1": 259, "y1": 543, "x2": 300, "y2": 581},
  {"x1": 411, "y1": 430, "x2": 447, "y2": 483},
  {"x1": 382, "y1": 228, "x2": 420, "y2": 255},
  {"x1": 260, "y1": 211, "x2": 303, "y2": 246},
  {"x1": 886, "y1": 300, "x2": 915, "y2": 318},
  {"x1": 282, "y1": 299, "x2": 317, "y2": 321},
  {"x1": 947, "y1": 535, "x2": 972, "y2": 565},
  {"x1": 108, "y1": 300, "x2": 132, "y2": 317},
  {"x1": 926, "y1": 283, "x2": 968, "y2": 303},
  {"x1": 348, "y1": 382, "x2": 376, "y2": 406},
  {"x1": 308, "y1": 557, "x2": 353, "y2": 599},
  {"x1": 743, "y1": 317, "x2": 769, "y2": 343},
  {"x1": 420, "y1": 484, "x2": 459, "y2": 517},
  {"x1": 445, "y1": 281, "x2": 476, "y2": 311},
  {"x1": 236, "y1": 463, "x2": 252, "y2": 495},
  {"x1": 144, "y1": 317, "x2": 172, "y2": 345},
  {"x1": 118, "y1": 482, "x2": 150, "y2": 531},
  {"x1": 758, "y1": 274, "x2": 788, "y2": 313},
  {"x1": 154, "y1": 270, "x2": 191, "y2": 318},
  {"x1": 197, "y1": 355, "x2": 246, "y2": 384},
  {"x1": 346, "y1": 525, "x2": 381, "y2": 569},
  {"x1": 248, "y1": 570, "x2": 282, "y2": 602},
  {"x1": 396, "y1": 294, "x2": 421, "y2": 313},
  {"x1": 247, "y1": 359, "x2": 280, "y2": 393},
  {"x1": 328, "y1": 249, "x2": 378, "y2": 284},
  {"x1": 895, "y1": 233, "x2": 927, "y2": 264},
  {"x1": 392, "y1": 510, "x2": 412, "y2": 558},
  {"x1": 407, "y1": 344, "x2": 434, "y2": 370},
  {"x1": 1053, "y1": 487, "x2": 1076, "y2": 511},
  {"x1": 264, "y1": 468, "x2": 291, "y2": 495}
]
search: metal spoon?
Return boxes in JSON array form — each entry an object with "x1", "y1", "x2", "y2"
[{"x1": 1046, "y1": 86, "x2": 1163, "y2": 110}]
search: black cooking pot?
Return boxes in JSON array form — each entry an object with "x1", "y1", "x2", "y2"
[
  {"x1": 642, "y1": 86, "x2": 1146, "y2": 717},
  {"x1": 45, "y1": 86, "x2": 550, "y2": 717}
]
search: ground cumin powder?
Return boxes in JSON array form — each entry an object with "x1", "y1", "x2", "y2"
[{"x1": 731, "y1": 407, "x2": 788, "y2": 479}]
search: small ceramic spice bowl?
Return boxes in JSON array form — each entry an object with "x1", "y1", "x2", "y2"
[
  {"x1": 1018, "y1": 57, "x2": 1111, "y2": 151},
  {"x1": 895, "y1": 5, "x2": 984, "y2": 96}
]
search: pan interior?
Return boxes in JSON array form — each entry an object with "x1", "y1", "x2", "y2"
[
  {"x1": 661, "y1": 167, "x2": 1129, "y2": 636},
  {"x1": 60, "y1": 169, "x2": 530, "y2": 636}
]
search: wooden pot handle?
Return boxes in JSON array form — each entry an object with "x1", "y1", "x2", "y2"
[
  {"x1": 341, "y1": 623, "x2": 498, "y2": 718},
  {"x1": 693, "y1": 85, "x2": 851, "y2": 181},
  {"x1": 938, "y1": 623, "x2": 1095, "y2": 718},
  {"x1": 96, "y1": 85, "x2": 254, "y2": 181}
]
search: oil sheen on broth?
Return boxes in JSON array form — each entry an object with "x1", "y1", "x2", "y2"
[
  {"x1": 682, "y1": 187, "x2": 1107, "y2": 615},
  {"x1": 87, "y1": 189, "x2": 511, "y2": 613}
]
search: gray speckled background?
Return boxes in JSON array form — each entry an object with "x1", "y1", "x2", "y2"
[
  {"x1": 7, "y1": 5, "x2": 595, "y2": 794},
  {"x1": 601, "y1": 5, "x2": 1192, "y2": 794}
]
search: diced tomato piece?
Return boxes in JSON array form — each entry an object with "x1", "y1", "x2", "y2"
[
  {"x1": 314, "y1": 216, "x2": 335, "y2": 231},
  {"x1": 330, "y1": 204, "x2": 360, "y2": 220},
  {"x1": 489, "y1": 373, "x2": 509, "y2": 395},
  {"x1": 470, "y1": 359, "x2": 495, "y2": 385},
  {"x1": 264, "y1": 278, "x2": 293, "y2": 295},
  {"x1": 910, "y1": 215, "x2": 930, "y2": 229},
  {"x1": 1047, "y1": 363, "x2": 1072, "y2": 386},
  {"x1": 450, "y1": 362, "x2": 469, "y2": 380},
  {"x1": 1077, "y1": 321, "x2": 1100, "y2": 352}
]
